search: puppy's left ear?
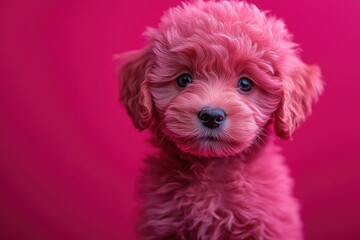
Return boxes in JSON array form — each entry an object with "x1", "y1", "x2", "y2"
[
  {"x1": 116, "y1": 47, "x2": 153, "y2": 130},
  {"x1": 274, "y1": 56, "x2": 324, "y2": 139}
]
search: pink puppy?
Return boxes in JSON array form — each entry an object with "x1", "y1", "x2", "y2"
[{"x1": 118, "y1": 1, "x2": 323, "y2": 239}]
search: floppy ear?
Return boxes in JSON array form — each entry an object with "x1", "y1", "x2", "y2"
[
  {"x1": 274, "y1": 57, "x2": 324, "y2": 139},
  {"x1": 117, "y1": 47, "x2": 153, "y2": 130}
]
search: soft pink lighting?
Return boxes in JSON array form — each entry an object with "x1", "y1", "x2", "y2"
[{"x1": 0, "y1": 0, "x2": 359, "y2": 239}]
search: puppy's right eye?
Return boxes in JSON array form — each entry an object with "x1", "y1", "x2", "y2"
[{"x1": 176, "y1": 74, "x2": 193, "y2": 88}]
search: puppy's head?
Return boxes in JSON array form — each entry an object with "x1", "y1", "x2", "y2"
[{"x1": 118, "y1": 1, "x2": 323, "y2": 158}]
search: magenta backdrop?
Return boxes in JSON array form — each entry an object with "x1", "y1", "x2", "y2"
[{"x1": 0, "y1": 0, "x2": 359, "y2": 239}]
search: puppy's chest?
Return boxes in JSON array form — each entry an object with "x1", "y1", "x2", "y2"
[{"x1": 153, "y1": 160, "x2": 252, "y2": 221}]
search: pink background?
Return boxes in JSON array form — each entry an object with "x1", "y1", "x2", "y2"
[{"x1": 0, "y1": 0, "x2": 359, "y2": 239}]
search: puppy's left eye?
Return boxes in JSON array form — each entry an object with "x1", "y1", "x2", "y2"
[
  {"x1": 238, "y1": 77, "x2": 254, "y2": 93},
  {"x1": 176, "y1": 74, "x2": 193, "y2": 88}
]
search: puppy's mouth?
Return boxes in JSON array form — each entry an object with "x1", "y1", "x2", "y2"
[
  {"x1": 200, "y1": 136, "x2": 221, "y2": 141},
  {"x1": 198, "y1": 134, "x2": 235, "y2": 144}
]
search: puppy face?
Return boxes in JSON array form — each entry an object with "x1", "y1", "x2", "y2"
[
  {"x1": 118, "y1": 1, "x2": 323, "y2": 158},
  {"x1": 149, "y1": 42, "x2": 282, "y2": 157}
]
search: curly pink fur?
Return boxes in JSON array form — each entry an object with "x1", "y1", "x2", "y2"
[{"x1": 118, "y1": 1, "x2": 323, "y2": 239}]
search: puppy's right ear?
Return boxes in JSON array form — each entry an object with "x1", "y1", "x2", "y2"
[{"x1": 117, "y1": 47, "x2": 153, "y2": 130}]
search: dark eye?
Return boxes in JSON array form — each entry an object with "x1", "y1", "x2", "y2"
[
  {"x1": 238, "y1": 77, "x2": 254, "y2": 93},
  {"x1": 176, "y1": 74, "x2": 193, "y2": 88}
]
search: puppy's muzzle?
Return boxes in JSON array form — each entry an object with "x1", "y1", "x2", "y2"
[{"x1": 198, "y1": 107, "x2": 226, "y2": 129}]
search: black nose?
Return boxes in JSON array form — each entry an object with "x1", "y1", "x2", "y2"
[{"x1": 198, "y1": 107, "x2": 226, "y2": 129}]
